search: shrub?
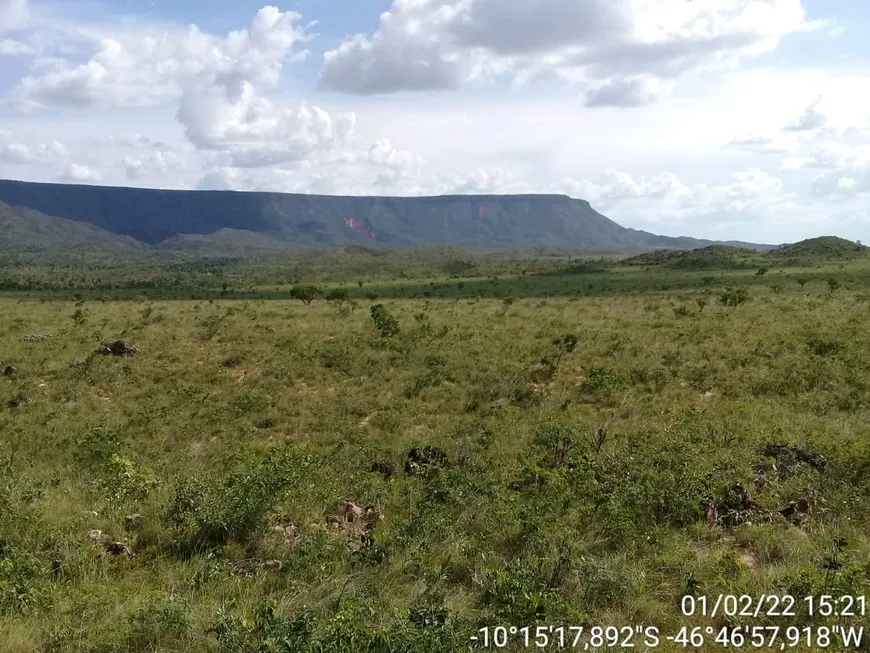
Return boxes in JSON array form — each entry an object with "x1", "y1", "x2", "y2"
[
  {"x1": 99, "y1": 453, "x2": 158, "y2": 502},
  {"x1": 325, "y1": 287, "x2": 349, "y2": 310},
  {"x1": 718, "y1": 286, "x2": 749, "y2": 306},
  {"x1": 581, "y1": 366, "x2": 622, "y2": 396},
  {"x1": 124, "y1": 595, "x2": 190, "y2": 651},
  {"x1": 482, "y1": 563, "x2": 551, "y2": 623},
  {"x1": 166, "y1": 451, "x2": 301, "y2": 552},
  {"x1": 532, "y1": 418, "x2": 579, "y2": 469},
  {"x1": 0, "y1": 543, "x2": 41, "y2": 614},
  {"x1": 370, "y1": 304, "x2": 400, "y2": 337},
  {"x1": 807, "y1": 337, "x2": 845, "y2": 357}
]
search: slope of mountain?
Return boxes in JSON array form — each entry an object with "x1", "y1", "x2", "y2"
[
  {"x1": 0, "y1": 178, "x2": 767, "y2": 252},
  {"x1": 156, "y1": 229, "x2": 298, "y2": 253},
  {"x1": 623, "y1": 245, "x2": 758, "y2": 269},
  {"x1": 770, "y1": 236, "x2": 867, "y2": 261},
  {"x1": 0, "y1": 200, "x2": 145, "y2": 252}
]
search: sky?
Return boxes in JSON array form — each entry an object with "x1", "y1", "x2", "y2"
[{"x1": 0, "y1": 0, "x2": 868, "y2": 243}]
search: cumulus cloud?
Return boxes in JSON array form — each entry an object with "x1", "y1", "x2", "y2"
[
  {"x1": 0, "y1": 140, "x2": 67, "y2": 164},
  {"x1": 57, "y1": 162, "x2": 101, "y2": 182},
  {"x1": 122, "y1": 151, "x2": 184, "y2": 180},
  {"x1": 583, "y1": 76, "x2": 663, "y2": 107},
  {"x1": 320, "y1": 0, "x2": 815, "y2": 98},
  {"x1": 176, "y1": 82, "x2": 355, "y2": 165},
  {"x1": 10, "y1": 7, "x2": 360, "y2": 175},
  {"x1": 783, "y1": 95, "x2": 826, "y2": 131},
  {"x1": 12, "y1": 6, "x2": 309, "y2": 107}
]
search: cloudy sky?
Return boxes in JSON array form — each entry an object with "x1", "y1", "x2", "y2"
[{"x1": 0, "y1": 0, "x2": 868, "y2": 243}]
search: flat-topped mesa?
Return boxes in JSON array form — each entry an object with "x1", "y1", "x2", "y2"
[{"x1": 0, "y1": 178, "x2": 764, "y2": 251}]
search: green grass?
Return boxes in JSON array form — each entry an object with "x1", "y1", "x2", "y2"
[{"x1": 2, "y1": 251, "x2": 870, "y2": 651}]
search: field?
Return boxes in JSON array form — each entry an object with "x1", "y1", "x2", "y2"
[{"x1": 2, "y1": 244, "x2": 870, "y2": 652}]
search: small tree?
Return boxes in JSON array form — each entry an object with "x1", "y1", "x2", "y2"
[
  {"x1": 325, "y1": 287, "x2": 349, "y2": 311},
  {"x1": 756, "y1": 267, "x2": 768, "y2": 277},
  {"x1": 797, "y1": 277, "x2": 809, "y2": 288},
  {"x1": 828, "y1": 278, "x2": 841, "y2": 294},
  {"x1": 533, "y1": 419, "x2": 578, "y2": 469},
  {"x1": 696, "y1": 297, "x2": 708, "y2": 312},
  {"x1": 370, "y1": 304, "x2": 400, "y2": 337},
  {"x1": 289, "y1": 285, "x2": 320, "y2": 306}
]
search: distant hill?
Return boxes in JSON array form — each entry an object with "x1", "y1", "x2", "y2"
[
  {"x1": 623, "y1": 245, "x2": 757, "y2": 270},
  {"x1": 157, "y1": 229, "x2": 297, "y2": 253},
  {"x1": 0, "y1": 178, "x2": 770, "y2": 252},
  {"x1": 770, "y1": 236, "x2": 867, "y2": 262},
  {"x1": 0, "y1": 200, "x2": 144, "y2": 252}
]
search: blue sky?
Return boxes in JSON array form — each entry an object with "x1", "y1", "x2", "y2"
[{"x1": 0, "y1": 0, "x2": 869, "y2": 243}]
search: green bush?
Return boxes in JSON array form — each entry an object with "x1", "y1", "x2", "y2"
[
  {"x1": 718, "y1": 286, "x2": 749, "y2": 306},
  {"x1": 370, "y1": 304, "x2": 400, "y2": 337},
  {"x1": 166, "y1": 451, "x2": 301, "y2": 552}
]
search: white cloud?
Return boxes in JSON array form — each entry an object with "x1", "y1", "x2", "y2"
[
  {"x1": 783, "y1": 94, "x2": 826, "y2": 131},
  {"x1": 0, "y1": 0, "x2": 28, "y2": 33},
  {"x1": 9, "y1": 7, "x2": 360, "y2": 178},
  {"x1": 583, "y1": 76, "x2": 665, "y2": 107},
  {"x1": 57, "y1": 162, "x2": 101, "y2": 182},
  {"x1": 0, "y1": 140, "x2": 67, "y2": 164},
  {"x1": 0, "y1": 37, "x2": 31, "y2": 55},
  {"x1": 177, "y1": 82, "x2": 355, "y2": 164},
  {"x1": 12, "y1": 6, "x2": 309, "y2": 108},
  {"x1": 320, "y1": 0, "x2": 816, "y2": 100},
  {"x1": 121, "y1": 150, "x2": 183, "y2": 180}
]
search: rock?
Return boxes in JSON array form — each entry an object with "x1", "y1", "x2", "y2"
[
  {"x1": 86, "y1": 529, "x2": 110, "y2": 545},
  {"x1": 763, "y1": 444, "x2": 827, "y2": 475},
  {"x1": 97, "y1": 340, "x2": 139, "y2": 357},
  {"x1": 370, "y1": 460, "x2": 395, "y2": 479},
  {"x1": 104, "y1": 541, "x2": 134, "y2": 556},
  {"x1": 274, "y1": 523, "x2": 299, "y2": 546},
  {"x1": 712, "y1": 483, "x2": 773, "y2": 528},
  {"x1": 327, "y1": 500, "x2": 381, "y2": 539},
  {"x1": 705, "y1": 501, "x2": 718, "y2": 524},
  {"x1": 338, "y1": 499, "x2": 364, "y2": 523},
  {"x1": 123, "y1": 514, "x2": 142, "y2": 530},
  {"x1": 2, "y1": 366, "x2": 15, "y2": 377},
  {"x1": 730, "y1": 483, "x2": 755, "y2": 511},
  {"x1": 779, "y1": 498, "x2": 810, "y2": 525},
  {"x1": 753, "y1": 461, "x2": 776, "y2": 493},
  {"x1": 6, "y1": 394, "x2": 30, "y2": 408},
  {"x1": 362, "y1": 505, "x2": 383, "y2": 531},
  {"x1": 22, "y1": 334, "x2": 51, "y2": 342},
  {"x1": 405, "y1": 446, "x2": 449, "y2": 476}
]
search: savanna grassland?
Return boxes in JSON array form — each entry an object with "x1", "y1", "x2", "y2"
[{"x1": 3, "y1": 241, "x2": 870, "y2": 652}]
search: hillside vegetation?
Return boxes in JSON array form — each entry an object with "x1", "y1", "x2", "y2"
[
  {"x1": 623, "y1": 245, "x2": 757, "y2": 270},
  {"x1": 771, "y1": 236, "x2": 868, "y2": 263},
  {"x1": 0, "y1": 201, "x2": 144, "y2": 252},
  {"x1": 1, "y1": 248, "x2": 870, "y2": 652}
]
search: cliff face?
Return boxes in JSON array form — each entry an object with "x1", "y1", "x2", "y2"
[{"x1": 0, "y1": 178, "x2": 755, "y2": 251}]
